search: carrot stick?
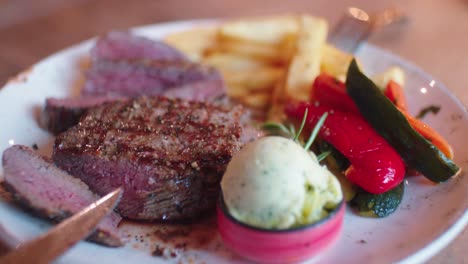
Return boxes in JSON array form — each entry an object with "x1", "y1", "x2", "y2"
[
  {"x1": 401, "y1": 111, "x2": 454, "y2": 159},
  {"x1": 385, "y1": 80, "x2": 408, "y2": 112},
  {"x1": 384, "y1": 81, "x2": 454, "y2": 159}
]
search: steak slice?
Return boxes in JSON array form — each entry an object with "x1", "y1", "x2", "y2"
[
  {"x1": 53, "y1": 96, "x2": 244, "y2": 221},
  {"x1": 41, "y1": 79, "x2": 225, "y2": 135},
  {"x1": 41, "y1": 78, "x2": 225, "y2": 135},
  {"x1": 91, "y1": 31, "x2": 186, "y2": 62},
  {"x1": 41, "y1": 95, "x2": 127, "y2": 135},
  {"x1": 161, "y1": 79, "x2": 226, "y2": 102},
  {"x1": 82, "y1": 59, "x2": 225, "y2": 98},
  {"x1": 2, "y1": 145, "x2": 123, "y2": 247}
]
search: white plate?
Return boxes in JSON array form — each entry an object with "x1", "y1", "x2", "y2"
[{"x1": 0, "y1": 20, "x2": 467, "y2": 264}]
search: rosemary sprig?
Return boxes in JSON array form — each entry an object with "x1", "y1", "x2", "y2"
[
  {"x1": 294, "y1": 108, "x2": 308, "y2": 142},
  {"x1": 316, "y1": 150, "x2": 331, "y2": 162},
  {"x1": 304, "y1": 112, "x2": 328, "y2": 151},
  {"x1": 261, "y1": 122, "x2": 292, "y2": 137},
  {"x1": 261, "y1": 108, "x2": 329, "y2": 155},
  {"x1": 288, "y1": 123, "x2": 296, "y2": 138}
]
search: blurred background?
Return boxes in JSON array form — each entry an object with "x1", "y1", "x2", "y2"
[
  {"x1": 1, "y1": 0, "x2": 467, "y2": 106},
  {"x1": 0, "y1": 0, "x2": 468, "y2": 105},
  {"x1": 0, "y1": 0, "x2": 466, "y2": 262}
]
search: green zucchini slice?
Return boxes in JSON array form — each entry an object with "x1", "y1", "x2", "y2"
[
  {"x1": 346, "y1": 59, "x2": 460, "y2": 182},
  {"x1": 351, "y1": 182, "x2": 405, "y2": 218}
]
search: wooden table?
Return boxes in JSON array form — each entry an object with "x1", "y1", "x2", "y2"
[{"x1": 0, "y1": 0, "x2": 466, "y2": 263}]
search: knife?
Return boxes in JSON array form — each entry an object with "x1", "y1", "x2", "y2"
[{"x1": 0, "y1": 187, "x2": 122, "y2": 264}]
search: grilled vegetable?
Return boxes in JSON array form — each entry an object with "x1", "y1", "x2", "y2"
[
  {"x1": 311, "y1": 72, "x2": 454, "y2": 160},
  {"x1": 346, "y1": 59, "x2": 460, "y2": 182},
  {"x1": 311, "y1": 73, "x2": 359, "y2": 113},
  {"x1": 384, "y1": 80, "x2": 408, "y2": 111},
  {"x1": 384, "y1": 81, "x2": 454, "y2": 159},
  {"x1": 351, "y1": 182, "x2": 405, "y2": 218},
  {"x1": 285, "y1": 102, "x2": 406, "y2": 194}
]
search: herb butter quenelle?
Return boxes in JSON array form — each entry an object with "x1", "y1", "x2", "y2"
[{"x1": 220, "y1": 136, "x2": 342, "y2": 229}]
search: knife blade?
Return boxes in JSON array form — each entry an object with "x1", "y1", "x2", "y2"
[{"x1": 0, "y1": 187, "x2": 122, "y2": 264}]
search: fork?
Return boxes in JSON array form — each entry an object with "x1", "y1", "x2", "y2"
[{"x1": 328, "y1": 7, "x2": 408, "y2": 54}]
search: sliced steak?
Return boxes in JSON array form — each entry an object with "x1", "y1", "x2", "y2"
[
  {"x1": 2, "y1": 145, "x2": 123, "y2": 247},
  {"x1": 91, "y1": 31, "x2": 186, "y2": 62},
  {"x1": 162, "y1": 79, "x2": 226, "y2": 102},
  {"x1": 39, "y1": 31, "x2": 226, "y2": 135},
  {"x1": 53, "y1": 96, "x2": 244, "y2": 221},
  {"x1": 82, "y1": 59, "x2": 225, "y2": 98},
  {"x1": 41, "y1": 96, "x2": 127, "y2": 135},
  {"x1": 42, "y1": 78, "x2": 225, "y2": 135}
]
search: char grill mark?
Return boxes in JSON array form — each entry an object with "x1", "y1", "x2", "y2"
[{"x1": 53, "y1": 96, "x2": 243, "y2": 221}]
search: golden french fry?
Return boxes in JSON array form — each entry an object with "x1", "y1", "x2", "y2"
[
  {"x1": 225, "y1": 83, "x2": 251, "y2": 98},
  {"x1": 164, "y1": 27, "x2": 218, "y2": 61},
  {"x1": 219, "y1": 15, "x2": 299, "y2": 46},
  {"x1": 217, "y1": 15, "x2": 299, "y2": 63},
  {"x1": 216, "y1": 37, "x2": 285, "y2": 63},
  {"x1": 241, "y1": 92, "x2": 271, "y2": 109},
  {"x1": 285, "y1": 15, "x2": 328, "y2": 101},
  {"x1": 267, "y1": 75, "x2": 287, "y2": 122},
  {"x1": 321, "y1": 44, "x2": 353, "y2": 81},
  {"x1": 222, "y1": 67, "x2": 284, "y2": 92},
  {"x1": 203, "y1": 52, "x2": 268, "y2": 71}
]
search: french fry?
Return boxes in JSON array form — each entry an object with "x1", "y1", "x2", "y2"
[
  {"x1": 321, "y1": 44, "x2": 353, "y2": 81},
  {"x1": 225, "y1": 83, "x2": 251, "y2": 98},
  {"x1": 216, "y1": 37, "x2": 286, "y2": 63},
  {"x1": 203, "y1": 52, "x2": 268, "y2": 71},
  {"x1": 164, "y1": 15, "x2": 390, "y2": 118},
  {"x1": 267, "y1": 75, "x2": 287, "y2": 122},
  {"x1": 222, "y1": 67, "x2": 284, "y2": 92},
  {"x1": 164, "y1": 27, "x2": 218, "y2": 61},
  {"x1": 240, "y1": 92, "x2": 271, "y2": 109},
  {"x1": 372, "y1": 66, "x2": 406, "y2": 90},
  {"x1": 285, "y1": 15, "x2": 328, "y2": 101},
  {"x1": 217, "y1": 15, "x2": 299, "y2": 63},
  {"x1": 219, "y1": 15, "x2": 299, "y2": 46}
]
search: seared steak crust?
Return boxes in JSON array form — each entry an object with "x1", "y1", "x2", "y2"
[
  {"x1": 42, "y1": 96, "x2": 127, "y2": 135},
  {"x1": 53, "y1": 96, "x2": 244, "y2": 221}
]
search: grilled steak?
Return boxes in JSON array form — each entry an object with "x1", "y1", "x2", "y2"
[
  {"x1": 53, "y1": 96, "x2": 244, "y2": 221},
  {"x1": 161, "y1": 79, "x2": 225, "y2": 101},
  {"x1": 42, "y1": 77, "x2": 225, "y2": 135},
  {"x1": 82, "y1": 59, "x2": 224, "y2": 98},
  {"x1": 40, "y1": 31, "x2": 227, "y2": 135},
  {"x1": 84, "y1": 31, "x2": 227, "y2": 98},
  {"x1": 91, "y1": 31, "x2": 186, "y2": 62},
  {"x1": 2, "y1": 145, "x2": 123, "y2": 247},
  {"x1": 41, "y1": 95, "x2": 127, "y2": 135}
]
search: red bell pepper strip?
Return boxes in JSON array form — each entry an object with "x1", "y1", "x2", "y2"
[
  {"x1": 286, "y1": 102, "x2": 406, "y2": 194},
  {"x1": 311, "y1": 73, "x2": 359, "y2": 113},
  {"x1": 310, "y1": 74, "x2": 454, "y2": 159}
]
